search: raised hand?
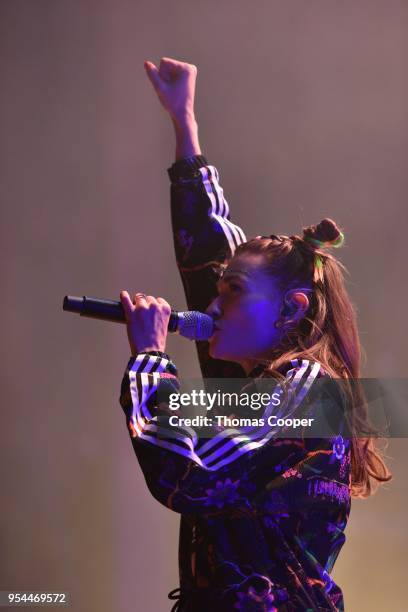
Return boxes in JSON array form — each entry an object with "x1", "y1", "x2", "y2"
[{"x1": 144, "y1": 57, "x2": 197, "y2": 125}]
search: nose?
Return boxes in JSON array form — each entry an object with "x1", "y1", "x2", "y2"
[{"x1": 205, "y1": 296, "x2": 223, "y2": 322}]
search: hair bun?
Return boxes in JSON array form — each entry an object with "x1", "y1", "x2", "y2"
[{"x1": 303, "y1": 218, "x2": 344, "y2": 248}]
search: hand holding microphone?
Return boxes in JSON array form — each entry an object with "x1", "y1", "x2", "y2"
[
  {"x1": 120, "y1": 291, "x2": 171, "y2": 356},
  {"x1": 62, "y1": 293, "x2": 214, "y2": 348}
]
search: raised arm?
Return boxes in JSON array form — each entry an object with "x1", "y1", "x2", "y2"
[{"x1": 144, "y1": 57, "x2": 246, "y2": 378}]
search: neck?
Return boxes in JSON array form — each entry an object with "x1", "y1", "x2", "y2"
[{"x1": 239, "y1": 358, "x2": 260, "y2": 376}]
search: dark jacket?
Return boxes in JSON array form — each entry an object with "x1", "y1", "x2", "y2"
[{"x1": 119, "y1": 155, "x2": 351, "y2": 611}]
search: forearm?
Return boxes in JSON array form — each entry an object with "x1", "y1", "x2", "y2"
[{"x1": 172, "y1": 113, "x2": 202, "y2": 161}]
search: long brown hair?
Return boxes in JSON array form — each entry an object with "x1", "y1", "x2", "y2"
[{"x1": 233, "y1": 219, "x2": 392, "y2": 498}]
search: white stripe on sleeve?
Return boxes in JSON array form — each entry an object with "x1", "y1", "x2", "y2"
[
  {"x1": 126, "y1": 358, "x2": 324, "y2": 472},
  {"x1": 199, "y1": 166, "x2": 247, "y2": 256}
]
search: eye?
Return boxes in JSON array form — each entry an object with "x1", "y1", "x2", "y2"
[{"x1": 216, "y1": 280, "x2": 244, "y2": 295}]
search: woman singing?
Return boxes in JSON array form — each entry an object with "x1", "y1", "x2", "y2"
[{"x1": 119, "y1": 58, "x2": 392, "y2": 611}]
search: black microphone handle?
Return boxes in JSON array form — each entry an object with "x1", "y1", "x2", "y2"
[{"x1": 62, "y1": 295, "x2": 179, "y2": 331}]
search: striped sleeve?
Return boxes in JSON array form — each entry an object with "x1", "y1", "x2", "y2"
[
  {"x1": 195, "y1": 359, "x2": 323, "y2": 471},
  {"x1": 119, "y1": 354, "x2": 327, "y2": 513},
  {"x1": 119, "y1": 352, "x2": 206, "y2": 466},
  {"x1": 170, "y1": 161, "x2": 246, "y2": 271},
  {"x1": 169, "y1": 157, "x2": 248, "y2": 380},
  {"x1": 197, "y1": 165, "x2": 246, "y2": 257}
]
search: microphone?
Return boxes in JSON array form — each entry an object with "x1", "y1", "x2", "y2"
[{"x1": 62, "y1": 295, "x2": 214, "y2": 341}]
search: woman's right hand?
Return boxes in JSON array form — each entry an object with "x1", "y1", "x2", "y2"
[{"x1": 144, "y1": 57, "x2": 197, "y2": 125}]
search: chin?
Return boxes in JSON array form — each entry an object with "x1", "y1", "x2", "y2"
[
  {"x1": 209, "y1": 343, "x2": 236, "y2": 363},
  {"x1": 208, "y1": 345, "x2": 220, "y2": 359},
  {"x1": 208, "y1": 342, "x2": 225, "y2": 360}
]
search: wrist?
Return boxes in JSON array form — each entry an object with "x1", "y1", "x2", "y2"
[
  {"x1": 173, "y1": 120, "x2": 201, "y2": 161},
  {"x1": 172, "y1": 111, "x2": 197, "y2": 131},
  {"x1": 132, "y1": 346, "x2": 167, "y2": 356}
]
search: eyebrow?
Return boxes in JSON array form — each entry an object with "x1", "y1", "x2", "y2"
[{"x1": 216, "y1": 272, "x2": 249, "y2": 290}]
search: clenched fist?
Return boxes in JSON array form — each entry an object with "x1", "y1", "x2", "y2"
[
  {"x1": 144, "y1": 57, "x2": 197, "y2": 124},
  {"x1": 120, "y1": 290, "x2": 172, "y2": 356}
]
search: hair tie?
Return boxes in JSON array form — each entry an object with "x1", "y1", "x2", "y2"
[
  {"x1": 303, "y1": 231, "x2": 345, "y2": 249},
  {"x1": 313, "y1": 254, "x2": 324, "y2": 284}
]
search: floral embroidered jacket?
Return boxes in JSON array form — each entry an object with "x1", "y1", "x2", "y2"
[{"x1": 119, "y1": 155, "x2": 351, "y2": 611}]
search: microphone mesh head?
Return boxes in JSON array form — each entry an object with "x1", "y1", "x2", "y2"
[{"x1": 177, "y1": 311, "x2": 214, "y2": 341}]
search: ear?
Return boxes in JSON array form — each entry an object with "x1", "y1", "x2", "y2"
[{"x1": 281, "y1": 289, "x2": 310, "y2": 324}]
